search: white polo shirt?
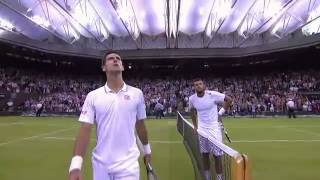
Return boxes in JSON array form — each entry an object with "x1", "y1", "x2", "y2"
[
  {"x1": 79, "y1": 83, "x2": 146, "y2": 173},
  {"x1": 189, "y1": 90, "x2": 225, "y2": 129}
]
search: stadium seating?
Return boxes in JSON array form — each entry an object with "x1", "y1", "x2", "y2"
[{"x1": 0, "y1": 67, "x2": 320, "y2": 115}]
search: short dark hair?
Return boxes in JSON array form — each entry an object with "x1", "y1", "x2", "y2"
[
  {"x1": 192, "y1": 78, "x2": 203, "y2": 83},
  {"x1": 101, "y1": 50, "x2": 121, "y2": 66}
]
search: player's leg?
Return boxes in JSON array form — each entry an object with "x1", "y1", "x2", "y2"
[
  {"x1": 36, "y1": 109, "x2": 40, "y2": 117},
  {"x1": 293, "y1": 110, "x2": 296, "y2": 118},
  {"x1": 288, "y1": 109, "x2": 291, "y2": 118},
  {"x1": 210, "y1": 128, "x2": 224, "y2": 180},
  {"x1": 214, "y1": 155, "x2": 223, "y2": 180},
  {"x1": 199, "y1": 135, "x2": 211, "y2": 180},
  {"x1": 38, "y1": 108, "x2": 43, "y2": 117},
  {"x1": 202, "y1": 153, "x2": 211, "y2": 179}
]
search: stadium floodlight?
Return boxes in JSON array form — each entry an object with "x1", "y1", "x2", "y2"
[
  {"x1": 302, "y1": 4, "x2": 320, "y2": 36},
  {"x1": 31, "y1": 15, "x2": 50, "y2": 27},
  {"x1": 0, "y1": 18, "x2": 14, "y2": 31}
]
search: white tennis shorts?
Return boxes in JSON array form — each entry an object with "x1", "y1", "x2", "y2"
[
  {"x1": 92, "y1": 160, "x2": 140, "y2": 180},
  {"x1": 198, "y1": 127, "x2": 224, "y2": 156}
]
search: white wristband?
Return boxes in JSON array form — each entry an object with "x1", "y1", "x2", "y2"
[
  {"x1": 69, "y1": 155, "x2": 83, "y2": 173},
  {"x1": 143, "y1": 144, "x2": 152, "y2": 155},
  {"x1": 218, "y1": 108, "x2": 226, "y2": 116}
]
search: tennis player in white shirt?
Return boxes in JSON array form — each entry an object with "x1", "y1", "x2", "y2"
[
  {"x1": 68, "y1": 51, "x2": 152, "y2": 180},
  {"x1": 189, "y1": 78, "x2": 232, "y2": 180}
]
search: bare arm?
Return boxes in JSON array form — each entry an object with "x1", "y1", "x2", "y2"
[
  {"x1": 136, "y1": 119, "x2": 149, "y2": 145},
  {"x1": 191, "y1": 107, "x2": 198, "y2": 130},
  {"x1": 136, "y1": 119, "x2": 152, "y2": 165},
  {"x1": 73, "y1": 122, "x2": 92, "y2": 156},
  {"x1": 218, "y1": 95, "x2": 233, "y2": 119},
  {"x1": 69, "y1": 123, "x2": 92, "y2": 180},
  {"x1": 222, "y1": 95, "x2": 233, "y2": 111}
]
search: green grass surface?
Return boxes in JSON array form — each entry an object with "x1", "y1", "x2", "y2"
[{"x1": 0, "y1": 116, "x2": 320, "y2": 180}]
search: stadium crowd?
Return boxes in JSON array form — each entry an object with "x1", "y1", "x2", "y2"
[{"x1": 1, "y1": 67, "x2": 320, "y2": 115}]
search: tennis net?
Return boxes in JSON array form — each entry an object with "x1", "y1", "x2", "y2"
[{"x1": 177, "y1": 112, "x2": 250, "y2": 180}]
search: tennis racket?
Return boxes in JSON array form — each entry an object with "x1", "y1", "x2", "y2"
[
  {"x1": 136, "y1": 136, "x2": 159, "y2": 180},
  {"x1": 222, "y1": 126, "x2": 232, "y2": 143},
  {"x1": 146, "y1": 162, "x2": 158, "y2": 180},
  {"x1": 219, "y1": 117, "x2": 232, "y2": 143}
]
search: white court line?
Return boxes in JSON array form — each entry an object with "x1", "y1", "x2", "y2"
[
  {"x1": 43, "y1": 137, "x2": 76, "y2": 141},
  {"x1": 42, "y1": 137, "x2": 182, "y2": 144},
  {"x1": 0, "y1": 127, "x2": 77, "y2": 147},
  {"x1": 227, "y1": 125, "x2": 320, "y2": 129},
  {"x1": 232, "y1": 139, "x2": 320, "y2": 143},
  {"x1": 0, "y1": 122, "x2": 73, "y2": 127},
  {"x1": 150, "y1": 140, "x2": 181, "y2": 144},
  {"x1": 0, "y1": 122, "x2": 24, "y2": 126},
  {"x1": 40, "y1": 137, "x2": 320, "y2": 143}
]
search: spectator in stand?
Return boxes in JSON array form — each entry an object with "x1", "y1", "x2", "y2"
[{"x1": 1, "y1": 67, "x2": 320, "y2": 115}]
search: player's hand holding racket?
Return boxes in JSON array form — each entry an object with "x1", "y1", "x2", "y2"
[
  {"x1": 137, "y1": 136, "x2": 159, "y2": 180},
  {"x1": 144, "y1": 156, "x2": 158, "y2": 180}
]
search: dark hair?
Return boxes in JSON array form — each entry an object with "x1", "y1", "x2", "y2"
[
  {"x1": 192, "y1": 78, "x2": 203, "y2": 83},
  {"x1": 101, "y1": 50, "x2": 121, "y2": 66}
]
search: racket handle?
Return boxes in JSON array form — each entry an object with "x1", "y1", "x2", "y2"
[{"x1": 146, "y1": 163, "x2": 153, "y2": 171}]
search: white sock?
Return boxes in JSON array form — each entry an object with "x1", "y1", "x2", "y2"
[
  {"x1": 217, "y1": 173, "x2": 223, "y2": 180},
  {"x1": 204, "y1": 170, "x2": 211, "y2": 180}
]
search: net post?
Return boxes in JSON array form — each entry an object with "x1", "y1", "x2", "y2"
[
  {"x1": 242, "y1": 154, "x2": 251, "y2": 180},
  {"x1": 231, "y1": 154, "x2": 245, "y2": 180},
  {"x1": 176, "y1": 111, "x2": 251, "y2": 180}
]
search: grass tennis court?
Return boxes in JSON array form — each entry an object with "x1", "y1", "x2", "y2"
[{"x1": 0, "y1": 116, "x2": 320, "y2": 180}]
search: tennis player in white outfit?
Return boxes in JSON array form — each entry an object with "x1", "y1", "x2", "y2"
[
  {"x1": 189, "y1": 78, "x2": 232, "y2": 180},
  {"x1": 68, "y1": 51, "x2": 152, "y2": 180}
]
